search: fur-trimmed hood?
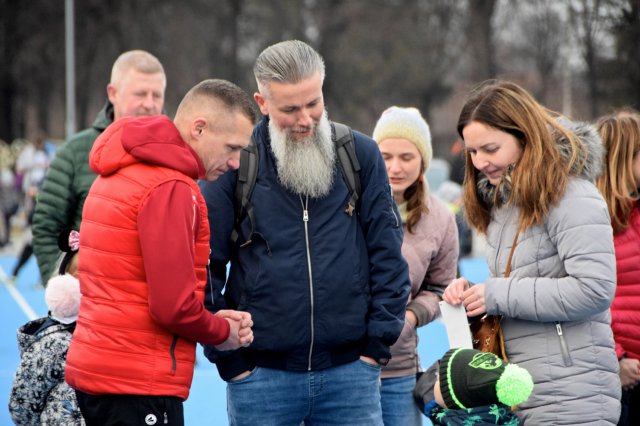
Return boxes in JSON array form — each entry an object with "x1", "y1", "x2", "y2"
[
  {"x1": 477, "y1": 118, "x2": 604, "y2": 206},
  {"x1": 555, "y1": 116, "x2": 604, "y2": 182}
]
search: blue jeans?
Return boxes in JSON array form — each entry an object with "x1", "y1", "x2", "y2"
[
  {"x1": 380, "y1": 375, "x2": 423, "y2": 426},
  {"x1": 227, "y1": 359, "x2": 383, "y2": 426}
]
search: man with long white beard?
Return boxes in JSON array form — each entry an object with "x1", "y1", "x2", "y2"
[
  {"x1": 200, "y1": 40, "x2": 410, "y2": 426},
  {"x1": 268, "y1": 109, "x2": 335, "y2": 199}
]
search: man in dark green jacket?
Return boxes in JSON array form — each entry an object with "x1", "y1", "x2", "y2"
[{"x1": 32, "y1": 50, "x2": 167, "y2": 283}]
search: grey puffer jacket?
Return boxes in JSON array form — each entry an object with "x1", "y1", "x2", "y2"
[
  {"x1": 479, "y1": 121, "x2": 621, "y2": 425},
  {"x1": 9, "y1": 317, "x2": 84, "y2": 425}
]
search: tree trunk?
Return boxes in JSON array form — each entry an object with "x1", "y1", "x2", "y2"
[
  {"x1": 228, "y1": 0, "x2": 242, "y2": 81},
  {"x1": 468, "y1": 0, "x2": 497, "y2": 81},
  {"x1": 0, "y1": 0, "x2": 20, "y2": 142}
]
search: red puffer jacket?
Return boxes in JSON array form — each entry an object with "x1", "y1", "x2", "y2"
[
  {"x1": 66, "y1": 116, "x2": 224, "y2": 400},
  {"x1": 611, "y1": 202, "x2": 640, "y2": 360}
]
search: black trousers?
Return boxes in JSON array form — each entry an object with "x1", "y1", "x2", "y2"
[
  {"x1": 75, "y1": 390, "x2": 184, "y2": 426},
  {"x1": 12, "y1": 242, "x2": 32, "y2": 277},
  {"x1": 619, "y1": 386, "x2": 640, "y2": 426}
]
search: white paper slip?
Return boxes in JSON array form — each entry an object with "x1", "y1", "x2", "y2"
[{"x1": 438, "y1": 301, "x2": 473, "y2": 349}]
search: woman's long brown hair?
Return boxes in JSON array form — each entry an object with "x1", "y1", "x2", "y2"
[{"x1": 457, "y1": 80, "x2": 583, "y2": 234}]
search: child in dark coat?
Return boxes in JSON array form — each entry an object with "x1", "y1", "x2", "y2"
[
  {"x1": 9, "y1": 229, "x2": 84, "y2": 425},
  {"x1": 414, "y1": 348, "x2": 533, "y2": 426}
]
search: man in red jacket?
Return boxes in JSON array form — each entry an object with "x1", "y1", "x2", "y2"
[{"x1": 65, "y1": 79, "x2": 257, "y2": 426}]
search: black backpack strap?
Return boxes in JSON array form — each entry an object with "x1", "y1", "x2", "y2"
[
  {"x1": 231, "y1": 133, "x2": 258, "y2": 246},
  {"x1": 332, "y1": 122, "x2": 361, "y2": 216}
]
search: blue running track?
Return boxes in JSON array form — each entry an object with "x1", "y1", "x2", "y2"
[{"x1": 0, "y1": 254, "x2": 488, "y2": 425}]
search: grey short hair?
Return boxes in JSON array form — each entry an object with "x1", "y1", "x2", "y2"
[
  {"x1": 253, "y1": 40, "x2": 325, "y2": 95},
  {"x1": 110, "y1": 50, "x2": 165, "y2": 85}
]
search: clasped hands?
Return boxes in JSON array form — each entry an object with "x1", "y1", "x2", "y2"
[
  {"x1": 619, "y1": 357, "x2": 640, "y2": 391},
  {"x1": 214, "y1": 309, "x2": 254, "y2": 351}
]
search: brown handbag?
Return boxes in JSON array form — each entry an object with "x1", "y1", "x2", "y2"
[
  {"x1": 470, "y1": 314, "x2": 507, "y2": 360},
  {"x1": 469, "y1": 228, "x2": 520, "y2": 362}
]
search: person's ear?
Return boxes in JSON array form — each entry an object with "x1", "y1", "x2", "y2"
[
  {"x1": 191, "y1": 118, "x2": 207, "y2": 139},
  {"x1": 106, "y1": 83, "x2": 117, "y2": 104},
  {"x1": 254, "y1": 92, "x2": 269, "y2": 116}
]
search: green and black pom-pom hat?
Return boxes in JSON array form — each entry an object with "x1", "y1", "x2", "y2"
[{"x1": 439, "y1": 348, "x2": 534, "y2": 410}]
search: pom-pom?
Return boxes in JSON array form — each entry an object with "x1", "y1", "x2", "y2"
[
  {"x1": 495, "y1": 363, "x2": 534, "y2": 406},
  {"x1": 45, "y1": 274, "x2": 81, "y2": 324}
]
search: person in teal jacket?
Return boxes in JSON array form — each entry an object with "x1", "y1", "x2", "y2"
[{"x1": 32, "y1": 50, "x2": 166, "y2": 283}]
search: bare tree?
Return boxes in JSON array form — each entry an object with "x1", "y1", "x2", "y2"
[
  {"x1": 569, "y1": 0, "x2": 624, "y2": 117},
  {"x1": 467, "y1": 0, "x2": 498, "y2": 81},
  {"x1": 0, "y1": 0, "x2": 40, "y2": 142},
  {"x1": 73, "y1": 0, "x2": 128, "y2": 128},
  {"x1": 496, "y1": 1, "x2": 564, "y2": 104},
  {"x1": 525, "y1": 2, "x2": 564, "y2": 101},
  {"x1": 20, "y1": 7, "x2": 65, "y2": 134},
  {"x1": 610, "y1": 0, "x2": 640, "y2": 108},
  {"x1": 2, "y1": 0, "x2": 638, "y2": 144},
  {"x1": 312, "y1": 0, "x2": 466, "y2": 137}
]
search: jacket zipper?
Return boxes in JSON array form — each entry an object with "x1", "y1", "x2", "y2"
[
  {"x1": 300, "y1": 195, "x2": 315, "y2": 370},
  {"x1": 555, "y1": 322, "x2": 573, "y2": 366},
  {"x1": 170, "y1": 335, "x2": 178, "y2": 373}
]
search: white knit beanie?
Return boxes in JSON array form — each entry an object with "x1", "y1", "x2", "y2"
[
  {"x1": 45, "y1": 274, "x2": 81, "y2": 324},
  {"x1": 372, "y1": 106, "x2": 433, "y2": 169}
]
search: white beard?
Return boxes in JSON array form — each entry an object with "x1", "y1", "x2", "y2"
[{"x1": 269, "y1": 111, "x2": 335, "y2": 198}]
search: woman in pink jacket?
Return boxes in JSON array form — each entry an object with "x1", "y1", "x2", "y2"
[
  {"x1": 596, "y1": 110, "x2": 640, "y2": 426},
  {"x1": 373, "y1": 106, "x2": 459, "y2": 426}
]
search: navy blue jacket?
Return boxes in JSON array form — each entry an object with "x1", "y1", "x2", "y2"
[{"x1": 201, "y1": 116, "x2": 410, "y2": 381}]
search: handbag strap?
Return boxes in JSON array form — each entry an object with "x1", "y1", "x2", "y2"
[
  {"x1": 503, "y1": 225, "x2": 522, "y2": 278},
  {"x1": 490, "y1": 223, "x2": 522, "y2": 364}
]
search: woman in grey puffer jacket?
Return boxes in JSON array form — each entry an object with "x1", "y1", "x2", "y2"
[{"x1": 443, "y1": 80, "x2": 620, "y2": 425}]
